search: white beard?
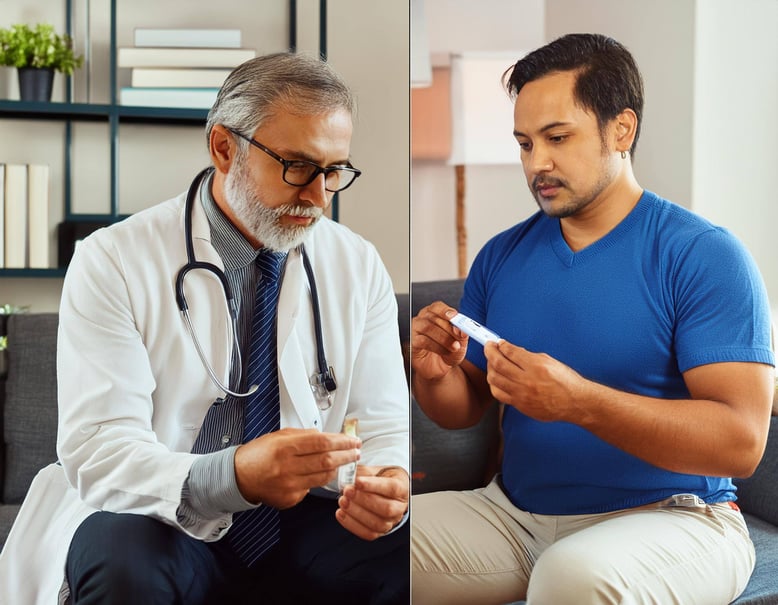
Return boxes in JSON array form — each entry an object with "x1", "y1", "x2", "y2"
[{"x1": 224, "y1": 157, "x2": 323, "y2": 252}]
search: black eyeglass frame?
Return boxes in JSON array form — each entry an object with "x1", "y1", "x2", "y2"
[{"x1": 226, "y1": 127, "x2": 362, "y2": 192}]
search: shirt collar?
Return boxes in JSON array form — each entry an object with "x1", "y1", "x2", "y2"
[{"x1": 199, "y1": 170, "x2": 258, "y2": 271}]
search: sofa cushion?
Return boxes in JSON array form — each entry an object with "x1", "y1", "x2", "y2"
[
  {"x1": 0, "y1": 504, "x2": 21, "y2": 549},
  {"x1": 733, "y1": 416, "x2": 778, "y2": 525},
  {"x1": 3, "y1": 314, "x2": 59, "y2": 503},
  {"x1": 733, "y1": 514, "x2": 778, "y2": 605},
  {"x1": 408, "y1": 279, "x2": 503, "y2": 493},
  {"x1": 0, "y1": 315, "x2": 7, "y2": 493},
  {"x1": 412, "y1": 399, "x2": 500, "y2": 493},
  {"x1": 410, "y1": 279, "x2": 466, "y2": 315}
]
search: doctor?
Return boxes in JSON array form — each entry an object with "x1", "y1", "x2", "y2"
[{"x1": 0, "y1": 52, "x2": 409, "y2": 605}]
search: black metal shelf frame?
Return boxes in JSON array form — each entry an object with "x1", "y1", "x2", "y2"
[{"x1": 0, "y1": 0, "x2": 325, "y2": 277}]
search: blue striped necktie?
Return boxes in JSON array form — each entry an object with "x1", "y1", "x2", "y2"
[{"x1": 227, "y1": 248, "x2": 286, "y2": 566}]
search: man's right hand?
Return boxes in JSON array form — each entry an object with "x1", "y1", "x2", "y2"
[
  {"x1": 411, "y1": 302, "x2": 495, "y2": 430},
  {"x1": 410, "y1": 301, "x2": 469, "y2": 381},
  {"x1": 234, "y1": 428, "x2": 361, "y2": 509}
]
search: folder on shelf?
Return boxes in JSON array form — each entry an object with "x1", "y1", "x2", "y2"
[
  {"x1": 117, "y1": 47, "x2": 256, "y2": 68},
  {"x1": 4, "y1": 164, "x2": 27, "y2": 269},
  {"x1": 131, "y1": 67, "x2": 233, "y2": 89},
  {"x1": 133, "y1": 28, "x2": 242, "y2": 49},
  {"x1": 119, "y1": 87, "x2": 220, "y2": 109},
  {"x1": 28, "y1": 164, "x2": 50, "y2": 269}
]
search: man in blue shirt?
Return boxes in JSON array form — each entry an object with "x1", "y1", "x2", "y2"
[{"x1": 411, "y1": 33, "x2": 774, "y2": 605}]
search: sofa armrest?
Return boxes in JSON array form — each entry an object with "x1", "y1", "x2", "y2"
[
  {"x1": 733, "y1": 416, "x2": 778, "y2": 525},
  {"x1": 411, "y1": 398, "x2": 500, "y2": 494}
]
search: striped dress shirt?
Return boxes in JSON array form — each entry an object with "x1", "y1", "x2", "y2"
[{"x1": 177, "y1": 172, "x2": 286, "y2": 526}]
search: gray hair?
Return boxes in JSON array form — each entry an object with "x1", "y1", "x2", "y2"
[{"x1": 205, "y1": 52, "x2": 356, "y2": 151}]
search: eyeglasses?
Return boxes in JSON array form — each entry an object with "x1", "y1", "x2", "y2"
[{"x1": 227, "y1": 127, "x2": 362, "y2": 192}]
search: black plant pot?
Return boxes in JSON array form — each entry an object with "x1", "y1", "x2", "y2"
[{"x1": 17, "y1": 67, "x2": 55, "y2": 102}]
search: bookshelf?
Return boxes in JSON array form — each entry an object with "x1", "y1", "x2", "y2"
[{"x1": 0, "y1": 0, "x2": 304, "y2": 278}]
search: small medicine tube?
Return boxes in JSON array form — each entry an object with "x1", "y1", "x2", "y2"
[{"x1": 338, "y1": 415, "x2": 359, "y2": 492}]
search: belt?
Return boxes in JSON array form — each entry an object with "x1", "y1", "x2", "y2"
[{"x1": 631, "y1": 494, "x2": 739, "y2": 512}]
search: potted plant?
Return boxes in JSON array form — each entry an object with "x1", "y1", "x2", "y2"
[
  {"x1": 0, "y1": 304, "x2": 29, "y2": 377},
  {"x1": 0, "y1": 23, "x2": 84, "y2": 102}
]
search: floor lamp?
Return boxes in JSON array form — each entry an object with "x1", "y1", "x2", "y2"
[{"x1": 449, "y1": 52, "x2": 524, "y2": 278}]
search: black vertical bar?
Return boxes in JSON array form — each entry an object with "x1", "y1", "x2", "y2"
[
  {"x1": 110, "y1": 0, "x2": 117, "y2": 107},
  {"x1": 289, "y1": 0, "x2": 297, "y2": 52},
  {"x1": 64, "y1": 122, "x2": 73, "y2": 218},
  {"x1": 65, "y1": 0, "x2": 73, "y2": 102},
  {"x1": 64, "y1": 0, "x2": 73, "y2": 217},
  {"x1": 319, "y1": 0, "x2": 327, "y2": 60},
  {"x1": 109, "y1": 0, "x2": 118, "y2": 218},
  {"x1": 319, "y1": 0, "x2": 337, "y2": 221}
]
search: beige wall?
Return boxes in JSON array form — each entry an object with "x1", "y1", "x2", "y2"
[
  {"x1": 690, "y1": 0, "x2": 778, "y2": 322},
  {"x1": 0, "y1": 0, "x2": 410, "y2": 311},
  {"x1": 327, "y1": 1, "x2": 410, "y2": 294}
]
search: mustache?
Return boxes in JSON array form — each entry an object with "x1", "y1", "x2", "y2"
[
  {"x1": 278, "y1": 204, "x2": 324, "y2": 219},
  {"x1": 532, "y1": 176, "x2": 567, "y2": 191}
]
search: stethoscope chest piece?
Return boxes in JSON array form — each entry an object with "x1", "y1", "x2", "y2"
[{"x1": 310, "y1": 366, "x2": 337, "y2": 410}]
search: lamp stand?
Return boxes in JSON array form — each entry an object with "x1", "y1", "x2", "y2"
[{"x1": 455, "y1": 164, "x2": 467, "y2": 278}]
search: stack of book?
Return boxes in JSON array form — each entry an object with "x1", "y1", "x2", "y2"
[
  {"x1": 1, "y1": 163, "x2": 51, "y2": 269},
  {"x1": 118, "y1": 28, "x2": 256, "y2": 109}
]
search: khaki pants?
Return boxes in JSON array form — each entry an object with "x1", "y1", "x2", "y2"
[{"x1": 412, "y1": 477, "x2": 755, "y2": 605}]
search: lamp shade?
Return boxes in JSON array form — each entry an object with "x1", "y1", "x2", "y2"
[{"x1": 449, "y1": 52, "x2": 526, "y2": 165}]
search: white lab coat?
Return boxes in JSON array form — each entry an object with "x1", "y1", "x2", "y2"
[{"x1": 0, "y1": 187, "x2": 409, "y2": 604}]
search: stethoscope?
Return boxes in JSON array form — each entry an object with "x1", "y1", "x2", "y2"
[{"x1": 174, "y1": 167, "x2": 338, "y2": 410}]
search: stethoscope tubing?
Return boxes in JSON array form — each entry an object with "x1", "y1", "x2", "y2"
[{"x1": 175, "y1": 167, "x2": 335, "y2": 404}]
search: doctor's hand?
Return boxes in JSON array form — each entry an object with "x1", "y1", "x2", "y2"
[
  {"x1": 411, "y1": 302, "x2": 469, "y2": 381},
  {"x1": 336, "y1": 465, "x2": 409, "y2": 541},
  {"x1": 234, "y1": 428, "x2": 361, "y2": 510}
]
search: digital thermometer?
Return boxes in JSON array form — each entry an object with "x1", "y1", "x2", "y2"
[{"x1": 450, "y1": 313, "x2": 501, "y2": 346}]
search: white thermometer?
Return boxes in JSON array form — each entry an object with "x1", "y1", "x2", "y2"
[{"x1": 450, "y1": 313, "x2": 501, "y2": 345}]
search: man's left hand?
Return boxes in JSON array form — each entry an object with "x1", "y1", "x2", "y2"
[
  {"x1": 335, "y1": 465, "x2": 409, "y2": 541},
  {"x1": 484, "y1": 339, "x2": 585, "y2": 422}
]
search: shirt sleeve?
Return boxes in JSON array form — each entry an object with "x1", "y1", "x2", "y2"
[
  {"x1": 672, "y1": 227, "x2": 775, "y2": 371},
  {"x1": 177, "y1": 446, "x2": 259, "y2": 528}
]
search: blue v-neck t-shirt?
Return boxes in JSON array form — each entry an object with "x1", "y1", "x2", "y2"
[{"x1": 460, "y1": 190, "x2": 774, "y2": 514}]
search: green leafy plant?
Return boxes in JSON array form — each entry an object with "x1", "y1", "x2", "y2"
[
  {"x1": 0, "y1": 23, "x2": 84, "y2": 75},
  {"x1": 0, "y1": 304, "x2": 29, "y2": 351},
  {"x1": 0, "y1": 304, "x2": 29, "y2": 315}
]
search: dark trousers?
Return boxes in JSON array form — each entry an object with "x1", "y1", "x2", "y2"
[{"x1": 66, "y1": 496, "x2": 409, "y2": 605}]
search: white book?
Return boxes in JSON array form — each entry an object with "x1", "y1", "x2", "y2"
[
  {"x1": 134, "y1": 28, "x2": 242, "y2": 48},
  {"x1": 118, "y1": 47, "x2": 256, "y2": 68},
  {"x1": 0, "y1": 164, "x2": 5, "y2": 268},
  {"x1": 120, "y1": 87, "x2": 220, "y2": 109},
  {"x1": 131, "y1": 67, "x2": 232, "y2": 89},
  {"x1": 4, "y1": 164, "x2": 28, "y2": 268},
  {"x1": 27, "y1": 164, "x2": 50, "y2": 269}
]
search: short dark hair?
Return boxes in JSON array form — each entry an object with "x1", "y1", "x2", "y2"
[{"x1": 504, "y1": 33, "x2": 644, "y2": 156}]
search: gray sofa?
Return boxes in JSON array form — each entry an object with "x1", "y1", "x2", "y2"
[
  {"x1": 1, "y1": 284, "x2": 777, "y2": 604},
  {"x1": 0, "y1": 312, "x2": 58, "y2": 548},
  {"x1": 407, "y1": 279, "x2": 778, "y2": 605}
]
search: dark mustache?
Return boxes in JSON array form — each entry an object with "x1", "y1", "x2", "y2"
[{"x1": 532, "y1": 176, "x2": 566, "y2": 190}]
